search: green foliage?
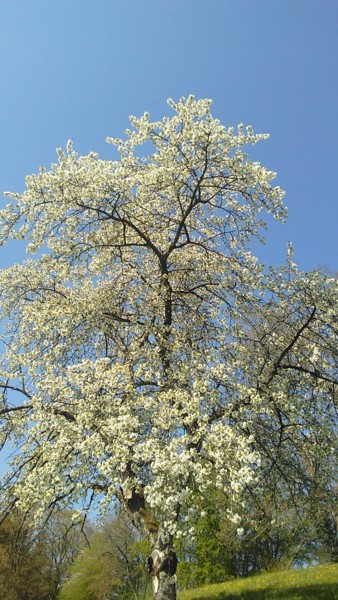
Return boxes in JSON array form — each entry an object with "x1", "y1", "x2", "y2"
[
  {"x1": 58, "y1": 537, "x2": 121, "y2": 600},
  {"x1": 193, "y1": 510, "x2": 233, "y2": 584},
  {"x1": 178, "y1": 563, "x2": 338, "y2": 600},
  {"x1": 59, "y1": 511, "x2": 150, "y2": 600},
  {"x1": 177, "y1": 500, "x2": 237, "y2": 589}
]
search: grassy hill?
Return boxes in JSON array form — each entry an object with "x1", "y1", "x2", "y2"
[{"x1": 178, "y1": 563, "x2": 338, "y2": 600}]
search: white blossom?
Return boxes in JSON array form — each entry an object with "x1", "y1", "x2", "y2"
[{"x1": 0, "y1": 96, "x2": 336, "y2": 545}]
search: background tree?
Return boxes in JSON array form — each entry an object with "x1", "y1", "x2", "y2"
[
  {"x1": 0, "y1": 512, "x2": 46, "y2": 600},
  {"x1": 59, "y1": 510, "x2": 149, "y2": 600},
  {"x1": 37, "y1": 510, "x2": 89, "y2": 599},
  {"x1": 0, "y1": 96, "x2": 336, "y2": 599},
  {"x1": 176, "y1": 492, "x2": 238, "y2": 589},
  {"x1": 0, "y1": 510, "x2": 85, "y2": 600}
]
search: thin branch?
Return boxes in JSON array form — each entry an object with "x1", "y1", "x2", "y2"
[
  {"x1": 0, "y1": 382, "x2": 32, "y2": 400},
  {"x1": 278, "y1": 364, "x2": 337, "y2": 385},
  {"x1": 265, "y1": 307, "x2": 317, "y2": 386}
]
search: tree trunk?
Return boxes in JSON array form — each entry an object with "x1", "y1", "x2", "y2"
[
  {"x1": 120, "y1": 486, "x2": 178, "y2": 600},
  {"x1": 148, "y1": 547, "x2": 178, "y2": 600},
  {"x1": 153, "y1": 573, "x2": 176, "y2": 600}
]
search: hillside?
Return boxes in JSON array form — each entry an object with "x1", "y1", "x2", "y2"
[{"x1": 178, "y1": 563, "x2": 338, "y2": 600}]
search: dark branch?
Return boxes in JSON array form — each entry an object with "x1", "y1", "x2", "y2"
[{"x1": 265, "y1": 307, "x2": 317, "y2": 386}]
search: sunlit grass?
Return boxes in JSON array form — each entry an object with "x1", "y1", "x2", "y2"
[{"x1": 178, "y1": 563, "x2": 338, "y2": 600}]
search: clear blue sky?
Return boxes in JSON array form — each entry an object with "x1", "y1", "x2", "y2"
[{"x1": 0, "y1": 0, "x2": 337, "y2": 270}]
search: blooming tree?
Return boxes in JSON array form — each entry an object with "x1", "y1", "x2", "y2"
[{"x1": 0, "y1": 97, "x2": 336, "y2": 599}]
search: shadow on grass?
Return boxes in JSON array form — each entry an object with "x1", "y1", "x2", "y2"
[{"x1": 188, "y1": 582, "x2": 338, "y2": 600}]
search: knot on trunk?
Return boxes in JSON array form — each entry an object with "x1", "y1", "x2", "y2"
[{"x1": 124, "y1": 487, "x2": 145, "y2": 513}]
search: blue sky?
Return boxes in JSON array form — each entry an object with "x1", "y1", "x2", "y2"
[
  {"x1": 0, "y1": 0, "x2": 337, "y2": 271},
  {"x1": 0, "y1": 0, "x2": 337, "y2": 480}
]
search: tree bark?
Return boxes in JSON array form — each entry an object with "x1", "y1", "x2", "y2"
[
  {"x1": 153, "y1": 573, "x2": 176, "y2": 600},
  {"x1": 121, "y1": 485, "x2": 178, "y2": 600},
  {"x1": 148, "y1": 546, "x2": 178, "y2": 600}
]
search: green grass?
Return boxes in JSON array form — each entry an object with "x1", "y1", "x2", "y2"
[{"x1": 178, "y1": 563, "x2": 338, "y2": 600}]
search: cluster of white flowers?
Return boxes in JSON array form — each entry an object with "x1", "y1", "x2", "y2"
[{"x1": 0, "y1": 96, "x2": 336, "y2": 541}]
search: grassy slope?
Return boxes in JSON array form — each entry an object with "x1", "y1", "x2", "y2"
[{"x1": 178, "y1": 563, "x2": 338, "y2": 600}]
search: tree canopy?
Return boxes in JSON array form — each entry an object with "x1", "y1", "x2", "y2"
[{"x1": 0, "y1": 96, "x2": 336, "y2": 599}]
